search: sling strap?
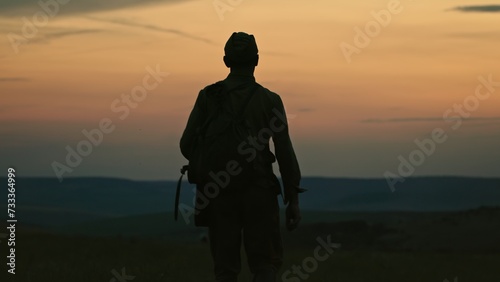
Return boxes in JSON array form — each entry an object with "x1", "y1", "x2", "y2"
[{"x1": 174, "y1": 165, "x2": 189, "y2": 221}]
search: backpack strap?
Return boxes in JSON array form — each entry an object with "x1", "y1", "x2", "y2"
[
  {"x1": 235, "y1": 82, "x2": 259, "y2": 118},
  {"x1": 197, "y1": 82, "x2": 259, "y2": 136},
  {"x1": 174, "y1": 82, "x2": 260, "y2": 222},
  {"x1": 197, "y1": 82, "x2": 226, "y2": 137}
]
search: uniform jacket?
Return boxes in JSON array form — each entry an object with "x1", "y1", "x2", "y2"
[{"x1": 180, "y1": 72, "x2": 302, "y2": 204}]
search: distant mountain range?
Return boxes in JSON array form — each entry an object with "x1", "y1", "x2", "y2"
[{"x1": 1, "y1": 176, "x2": 499, "y2": 228}]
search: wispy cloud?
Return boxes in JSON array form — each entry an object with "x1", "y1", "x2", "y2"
[
  {"x1": 446, "y1": 31, "x2": 500, "y2": 39},
  {"x1": 0, "y1": 103, "x2": 35, "y2": 113},
  {"x1": 28, "y1": 29, "x2": 104, "y2": 44},
  {"x1": 297, "y1": 107, "x2": 315, "y2": 113},
  {"x1": 0, "y1": 0, "x2": 188, "y2": 17},
  {"x1": 261, "y1": 51, "x2": 297, "y2": 57},
  {"x1": 83, "y1": 16, "x2": 215, "y2": 45},
  {"x1": 451, "y1": 5, "x2": 500, "y2": 13},
  {"x1": 361, "y1": 117, "x2": 500, "y2": 123},
  {"x1": 0, "y1": 77, "x2": 30, "y2": 82}
]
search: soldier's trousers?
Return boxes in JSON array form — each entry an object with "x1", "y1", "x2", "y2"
[{"x1": 208, "y1": 184, "x2": 283, "y2": 282}]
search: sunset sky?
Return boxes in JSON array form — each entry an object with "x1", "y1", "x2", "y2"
[{"x1": 1, "y1": 0, "x2": 499, "y2": 181}]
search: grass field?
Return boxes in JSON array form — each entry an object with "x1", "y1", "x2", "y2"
[
  {"x1": 2, "y1": 208, "x2": 500, "y2": 281},
  {"x1": 2, "y1": 230, "x2": 499, "y2": 282}
]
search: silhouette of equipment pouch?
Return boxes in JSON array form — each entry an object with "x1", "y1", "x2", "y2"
[{"x1": 173, "y1": 166, "x2": 211, "y2": 227}]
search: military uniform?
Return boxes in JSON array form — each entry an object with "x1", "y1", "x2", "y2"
[{"x1": 180, "y1": 32, "x2": 302, "y2": 282}]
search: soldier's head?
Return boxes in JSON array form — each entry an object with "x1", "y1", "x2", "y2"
[{"x1": 223, "y1": 32, "x2": 259, "y2": 71}]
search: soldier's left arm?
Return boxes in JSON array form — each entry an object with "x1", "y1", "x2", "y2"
[{"x1": 180, "y1": 90, "x2": 206, "y2": 160}]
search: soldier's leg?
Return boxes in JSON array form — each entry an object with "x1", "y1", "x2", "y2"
[
  {"x1": 209, "y1": 188, "x2": 244, "y2": 282},
  {"x1": 242, "y1": 186, "x2": 283, "y2": 282}
]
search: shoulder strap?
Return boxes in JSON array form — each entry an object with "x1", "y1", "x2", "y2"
[
  {"x1": 174, "y1": 83, "x2": 260, "y2": 222},
  {"x1": 197, "y1": 81, "x2": 226, "y2": 136},
  {"x1": 202, "y1": 81, "x2": 259, "y2": 128},
  {"x1": 235, "y1": 82, "x2": 259, "y2": 118}
]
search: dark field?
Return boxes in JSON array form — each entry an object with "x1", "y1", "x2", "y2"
[
  {"x1": 2, "y1": 207, "x2": 500, "y2": 281},
  {"x1": 4, "y1": 232, "x2": 500, "y2": 282}
]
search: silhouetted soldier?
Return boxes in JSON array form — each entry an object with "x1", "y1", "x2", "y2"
[{"x1": 180, "y1": 32, "x2": 303, "y2": 282}]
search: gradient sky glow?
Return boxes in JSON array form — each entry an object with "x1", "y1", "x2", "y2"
[{"x1": 1, "y1": 0, "x2": 499, "y2": 180}]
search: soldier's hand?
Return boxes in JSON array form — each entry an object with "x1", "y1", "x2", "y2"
[{"x1": 285, "y1": 203, "x2": 301, "y2": 231}]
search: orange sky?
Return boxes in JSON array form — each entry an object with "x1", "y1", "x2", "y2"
[{"x1": 1, "y1": 0, "x2": 499, "y2": 180}]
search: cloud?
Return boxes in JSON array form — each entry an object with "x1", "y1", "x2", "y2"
[
  {"x1": 446, "y1": 31, "x2": 500, "y2": 39},
  {"x1": 0, "y1": 103, "x2": 35, "y2": 113},
  {"x1": 451, "y1": 5, "x2": 500, "y2": 13},
  {"x1": 361, "y1": 117, "x2": 500, "y2": 123},
  {"x1": 83, "y1": 16, "x2": 215, "y2": 45},
  {"x1": 297, "y1": 108, "x2": 315, "y2": 113},
  {"x1": 28, "y1": 29, "x2": 104, "y2": 44},
  {"x1": 261, "y1": 51, "x2": 297, "y2": 57},
  {"x1": 0, "y1": 77, "x2": 30, "y2": 82},
  {"x1": 0, "y1": 0, "x2": 188, "y2": 17}
]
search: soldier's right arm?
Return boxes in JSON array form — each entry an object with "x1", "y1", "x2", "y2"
[{"x1": 270, "y1": 94, "x2": 302, "y2": 205}]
